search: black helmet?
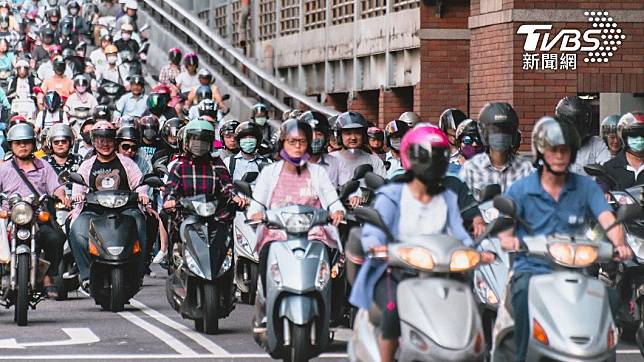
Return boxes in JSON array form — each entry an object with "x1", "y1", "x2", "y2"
[
  {"x1": 197, "y1": 99, "x2": 217, "y2": 118},
  {"x1": 46, "y1": 7, "x2": 60, "y2": 20},
  {"x1": 477, "y1": 102, "x2": 519, "y2": 149},
  {"x1": 251, "y1": 103, "x2": 269, "y2": 119},
  {"x1": 94, "y1": 105, "x2": 111, "y2": 121},
  {"x1": 219, "y1": 118, "x2": 240, "y2": 141},
  {"x1": 44, "y1": 90, "x2": 61, "y2": 112},
  {"x1": 168, "y1": 48, "x2": 182, "y2": 65},
  {"x1": 146, "y1": 93, "x2": 169, "y2": 116},
  {"x1": 116, "y1": 126, "x2": 140, "y2": 143},
  {"x1": 278, "y1": 118, "x2": 313, "y2": 154},
  {"x1": 555, "y1": 96, "x2": 593, "y2": 140},
  {"x1": 160, "y1": 117, "x2": 184, "y2": 149},
  {"x1": 52, "y1": 55, "x2": 66, "y2": 75},
  {"x1": 384, "y1": 120, "x2": 410, "y2": 150},
  {"x1": 195, "y1": 85, "x2": 212, "y2": 102},
  {"x1": 183, "y1": 53, "x2": 198, "y2": 67},
  {"x1": 129, "y1": 74, "x2": 145, "y2": 86},
  {"x1": 600, "y1": 114, "x2": 621, "y2": 147},
  {"x1": 234, "y1": 121, "x2": 262, "y2": 144},
  {"x1": 336, "y1": 111, "x2": 367, "y2": 130},
  {"x1": 455, "y1": 119, "x2": 481, "y2": 144},
  {"x1": 41, "y1": 27, "x2": 55, "y2": 40},
  {"x1": 299, "y1": 111, "x2": 330, "y2": 136},
  {"x1": 617, "y1": 112, "x2": 644, "y2": 153},
  {"x1": 438, "y1": 108, "x2": 467, "y2": 139},
  {"x1": 140, "y1": 115, "x2": 160, "y2": 141},
  {"x1": 60, "y1": 18, "x2": 73, "y2": 36},
  {"x1": 119, "y1": 115, "x2": 140, "y2": 129},
  {"x1": 531, "y1": 115, "x2": 581, "y2": 168}
]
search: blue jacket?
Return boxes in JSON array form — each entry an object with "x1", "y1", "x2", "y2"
[{"x1": 349, "y1": 183, "x2": 474, "y2": 309}]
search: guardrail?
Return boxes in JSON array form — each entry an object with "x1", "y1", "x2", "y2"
[{"x1": 141, "y1": 0, "x2": 340, "y2": 117}]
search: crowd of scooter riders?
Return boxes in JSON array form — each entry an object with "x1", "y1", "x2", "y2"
[{"x1": 0, "y1": 0, "x2": 643, "y2": 361}]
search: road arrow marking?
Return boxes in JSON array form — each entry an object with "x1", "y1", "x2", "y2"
[{"x1": 0, "y1": 328, "x2": 99, "y2": 349}]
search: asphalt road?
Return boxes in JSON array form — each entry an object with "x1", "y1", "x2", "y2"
[{"x1": 0, "y1": 266, "x2": 640, "y2": 361}]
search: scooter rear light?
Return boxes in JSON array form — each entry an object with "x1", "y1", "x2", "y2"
[
  {"x1": 533, "y1": 319, "x2": 549, "y2": 346},
  {"x1": 474, "y1": 333, "x2": 483, "y2": 353},
  {"x1": 607, "y1": 325, "x2": 616, "y2": 349},
  {"x1": 132, "y1": 240, "x2": 141, "y2": 255},
  {"x1": 0, "y1": 210, "x2": 9, "y2": 219},
  {"x1": 409, "y1": 330, "x2": 428, "y2": 352}
]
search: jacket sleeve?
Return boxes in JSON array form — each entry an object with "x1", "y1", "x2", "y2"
[
  {"x1": 316, "y1": 165, "x2": 346, "y2": 214},
  {"x1": 445, "y1": 191, "x2": 474, "y2": 247},
  {"x1": 360, "y1": 192, "x2": 397, "y2": 251},
  {"x1": 121, "y1": 155, "x2": 146, "y2": 196},
  {"x1": 246, "y1": 164, "x2": 273, "y2": 217}
]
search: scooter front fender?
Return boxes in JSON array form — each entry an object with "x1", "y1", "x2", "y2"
[{"x1": 278, "y1": 294, "x2": 319, "y2": 325}]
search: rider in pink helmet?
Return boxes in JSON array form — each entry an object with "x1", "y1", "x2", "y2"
[{"x1": 400, "y1": 125, "x2": 450, "y2": 192}]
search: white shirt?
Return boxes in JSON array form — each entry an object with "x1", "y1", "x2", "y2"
[
  {"x1": 64, "y1": 92, "x2": 99, "y2": 113},
  {"x1": 36, "y1": 61, "x2": 73, "y2": 82},
  {"x1": 89, "y1": 48, "x2": 107, "y2": 69},
  {"x1": 175, "y1": 71, "x2": 199, "y2": 94},
  {"x1": 571, "y1": 136, "x2": 611, "y2": 176},
  {"x1": 398, "y1": 184, "x2": 447, "y2": 239},
  {"x1": 96, "y1": 64, "x2": 128, "y2": 85},
  {"x1": 15, "y1": 77, "x2": 30, "y2": 99}
]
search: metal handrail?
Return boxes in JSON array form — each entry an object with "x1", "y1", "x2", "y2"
[{"x1": 142, "y1": 0, "x2": 340, "y2": 117}]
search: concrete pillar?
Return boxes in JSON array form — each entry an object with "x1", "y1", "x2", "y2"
[{"x1": 601, "y1": 93, "x2": 644, "y2": 120}]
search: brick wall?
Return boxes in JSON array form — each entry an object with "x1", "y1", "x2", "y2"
[
  {"x1": 378, "y1": 87, "x2": 414, "y2": 127},
  {"x1": 347, "y1": 90, "x2": 380, "y2": 125}
]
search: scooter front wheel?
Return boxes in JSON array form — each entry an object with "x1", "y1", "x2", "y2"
[
  {"x1": 15, "y1": 253, "x2": 30, "y2": 326},
  {"x1": 286, "y1": 322, "x2": 311, "y2": 362},
  {"x1": 195, "y1": 282, "x2": 219, "y2": 334},
  {"x1": 108, "y1": 267, "x2": 125, "y2": 312}
]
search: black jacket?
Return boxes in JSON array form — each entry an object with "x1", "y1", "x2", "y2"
[
  {"x1": 7, "y1": 75, "x2": 37, "y2": 101},
  {"x1": 600, "y1": 151, "x2": 644, "y2": 191}
]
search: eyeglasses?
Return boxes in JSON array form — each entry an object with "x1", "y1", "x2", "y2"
[
  {"x1": 52, "y1": 139, "x2": 69, "y2": 145},
  {"x1": 285, "y1": 139, "x2": 307, "y2": 146},
  {"x1": 120, "y1": 143, "x2": 138, "y2": 151}
]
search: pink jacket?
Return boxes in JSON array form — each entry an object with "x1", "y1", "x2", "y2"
[{"x1": 70, "y1": 153, "x2": 147, "y2": 220}]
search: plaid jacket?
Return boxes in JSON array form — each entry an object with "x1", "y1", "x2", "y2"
[
  {"x1": 458, "y1": 152, "x2": 534, "y2": 199},
  {"x1": 165, "y1": 155, "x2": 236, "y2": 221}
]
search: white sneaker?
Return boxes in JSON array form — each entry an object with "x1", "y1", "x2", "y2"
[{"x1": 152, "y1": 250, "x2": 167, "y2": 264}]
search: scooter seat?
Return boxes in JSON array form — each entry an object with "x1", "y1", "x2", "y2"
[{"x1": 368, "y1": 303, "x2": 382, "y2": 327}]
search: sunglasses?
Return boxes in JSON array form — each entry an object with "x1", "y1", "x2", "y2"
[
  {"x1": 461, "y1": 135, "x2": 480, "y2": 145},
  {"x1": 120, "y1": 143, "x2": 138, "y2": 151},
  {"x1": 52, "y1": 139, "x2": 69, "y2": 145}
]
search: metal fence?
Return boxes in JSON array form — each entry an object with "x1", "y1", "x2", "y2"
[
  {"x1": 259, "y1": 0, "x2": 277, "y2": 39},
  {"x1": 304, "y1": 0, "x2": 326, "y2": 30}
]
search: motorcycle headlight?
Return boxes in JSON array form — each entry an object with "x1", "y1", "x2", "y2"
[
  {"x1": 450, "y1": 249, "x2": 481, "y2": 272},
  {"x1": 315, "y1": 259, "x2": 330, "y2": 290},
  {"x1": 11, "y1": 202, "x2": 33, "y2": 225},
  {"x1": 548, "y1": 242, "x2": 598, "y2": 267},
  {"x1": 193, "y1": 201, "x2": 217, "y2": 217},
  {"x1": 281, "y1": 212, "x2": 313, "y2": 234},
  {"x1": 397, "y1": 246, "x2": 434, "y2": 271},
  {"x1": 184, "y1": 249, "x2": 205, "y2": 278},
  {"x1": 482, "y1": 207, "x2": 499, "y2": 223},
  {"x1": 96, "y1": 194, "x2": 129, "y2": 208}
]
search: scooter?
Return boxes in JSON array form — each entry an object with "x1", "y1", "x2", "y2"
[
  {"x1": 0, "y1": 194, "x2": 52, "y2": 326},
  {"x1": 165, "y1": 194, "x2": 236, "y2": 334},
  {"x1": 346, "y1": 206, "x2": 487, "y2": 362},
  {"x1": 68, "y1": 173, "x2": 163, "y2": 312},
  {"x1": 236, "y1": 179, "x2": 359, "y2": 361},
  {"x1": 233, "y1": 172, "x2": 260, "y2": 305},
  {"x1": 489, "y1": 195, "x2": 631, "y2": 362},
  {"x1": 97, "y1": 80, "x2": 126, "y2": 109},
  {"x1": 67, "y1": 106, "x2": 92, "y2": 134}
]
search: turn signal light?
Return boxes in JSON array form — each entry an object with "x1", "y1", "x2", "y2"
[
  {"x1": 0, "y1": 210, "x2": 9, "y2": 219},
  {"x1": 37, "y1": 211, "x2": 50, "y2": 223},
  {"x1": 89, "y1": 239, "x2": 99, "y2": 256},
  {"x1": 132, "y1": 240, "x2": 141, "y2": 255},
  {"x1": 474, "y1": 333, "x2": 483, "y2": 354},
  {"x1": 533, "y1": 319, "x2": 549, "y2": 345},
  {"x1": 607, "y1": 326, "x2": 616, "y2": 349}
]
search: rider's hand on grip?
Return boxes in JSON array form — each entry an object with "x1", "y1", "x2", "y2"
[
  {"x1": 72, "y1": 194, "x2": 85, "y2": 203},
  {"x1": 613, "y1": 244, "x2": 633, "y2": 261}
]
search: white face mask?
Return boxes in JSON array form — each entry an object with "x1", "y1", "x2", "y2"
[
  {"x1": 121, "y1": 33, "x2": 131, "y2": 41},
  {"x1": 107, "y1": 55, "x2": 118, "y2": 65}
]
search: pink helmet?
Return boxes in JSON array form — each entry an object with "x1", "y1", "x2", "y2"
[{"x1": 400, "y1": 125, "x2": 450, "y2": 171}]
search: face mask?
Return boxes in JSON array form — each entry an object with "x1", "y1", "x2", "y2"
[
  {"x1": 254, "y1": 117, "x2": 267, "y2": 126},
  {"x1": 487, "y1": 133, "x2": 513, "y2": 151},
  {"x1": 390, "y1": 138, "x2": 401, "y2": 151},
  {"x1": 187, "y1": 139, "x2": 210, "y2": 157},
  {"x1": 122, "y1": 33, "x2": 131, "y2": 41},
  {"x1": 239, "y1": 138, "x2": 257, "y2": 154},
  {"x1": 81, "y1": 132, "x2": 91, "y2": 144},
  {"x1": 627, "y1": 136, "x2": 644, "y2": 153},
  {"x1": 143, "y1": 129, "x2": 157, "y2": 141},
  {"x1": 107, "y1": 55, "x2": 118, "y2": 65},
  {"x1": 280, "y1": 148, "x2": 310, "y2": 167},
  {"x1": 311, "y1": 137, "x2": 325, "y2": 155},
  {"x1": 75, "y1": 85, "x2": 87, "y2": 94},
  {"x1": 460, "y1": 144, "x2": 485, "y2": 160}
]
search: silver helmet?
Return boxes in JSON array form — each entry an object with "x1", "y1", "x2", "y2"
[
  {"x1": 7, "y1": 123, "x2": 36, "y2": 143},
  {"x1": 48, "y1": 123, "x2": 75, "y2": 148}
]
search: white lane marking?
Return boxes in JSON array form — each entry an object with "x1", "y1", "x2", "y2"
[
  {"x1": 0, "y1": 328, "x2": 99, "y2": 349},
  {"x1": 0, "y1": 353, "x2": 347, "y2": 359},
  {"x1": 118, "y1": 311, "x2": 198, "y2": 356},
  {"x1": 617, "y1": 349, "x2": 640, "y2": 354},
  {"x1": 130, "y1": 299, "x2": 230, "y2": 356}
]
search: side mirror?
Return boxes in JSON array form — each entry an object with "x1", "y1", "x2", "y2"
[
  {"x1": 69, "y1": 172, "x2": 87, "y2": 186},
  {"x1": 584, "y1": 164, "x2": 617, "y2": 189},
  {"x1": 493, "y1": 196, "x2": 517, "y2": 218},
  {"x1": 234, "y1": 180, "x2": 253, "y2": 198},
  {"x1": 241, "y1": 171, "x2": 259, "y2": 183},
  {"x1": 221, "y1": 94, "x2": 230, "y2": 101},
  {"x1": 153, "y1": 158, "x2": 169, "y2": 176},
  {"x1": 364, "y1": 171, "x2": 386, "y2": 191},
  {"x1": 475, "y1": 217, "x2": 515, "y2": 244},
  {"x1": 143, "y1": 175, "x2": 164, "y2": 188},
  {"x1": 58, "y1": 170, "x2": 70, "y2": 185},
  {"x1": 353, "y1": 206, "x2": 396, "y2": 242},
  {"x1": 478, "y1": 184, "x2": 501, "y2": 203},
  {"x1": 352, "y1": 164, "x2": 373, "y2": 181},
  {"x1": 338, "y1": 180, "x2": 360, "y2": 201},
  {"x1": 614, "y1": 203, "x2": 643, "y2": 226}
]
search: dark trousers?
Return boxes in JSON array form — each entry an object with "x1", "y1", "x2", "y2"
[
  {"x1": 373, "y1": 272, "x2": 401, "y2": 339},
  {"x1": 36, "y1": 221, "x2": 65, "y2": 276},
  {"x1": 510, "y1": 272, "x2": 532, "y2": 362}
]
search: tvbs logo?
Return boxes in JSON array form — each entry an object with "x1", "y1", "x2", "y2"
[
  {"x1": 517, "y1": 25, "x2": 601, "y2": 52},
  {"x1": 517, "y1": 11, "x2": 626, "y2": 70}
]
